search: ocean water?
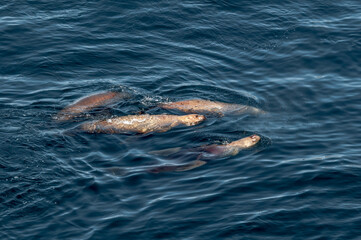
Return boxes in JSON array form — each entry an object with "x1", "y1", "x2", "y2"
[{"x1": 1, "y1": 1, "x2": 361, "y2": 239}]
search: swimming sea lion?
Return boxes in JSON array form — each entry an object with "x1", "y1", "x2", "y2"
[
  {"x1": 55, "y1": 91, "x2": 129, "y2": 121},
  {"x1": 105, "y1": 135, "x2": 260, "y2": 176},
  {"x1": 159, "y1": 99, "x2": 266, "y2": 116},
  {"x1": 199, "y1": 134, "x2": 261, "y2": 158},
  {"x1": 151, "y1": 134, "x2": 261, "y2": 157},
  {"x1": 80, "y1": 114, "x2": 206, "y2": 134},
  {"x1": 148, "y1": 134, "x2": 261, "y2": 173}
]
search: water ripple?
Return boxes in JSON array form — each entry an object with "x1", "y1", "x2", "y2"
[{"x1": 1, "y1": 0, "x2": 361, "y2": 239}]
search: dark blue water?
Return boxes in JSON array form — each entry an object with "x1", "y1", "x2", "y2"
[{"x1": 1, "y1": 1, "x2": 361, "y2": 239}]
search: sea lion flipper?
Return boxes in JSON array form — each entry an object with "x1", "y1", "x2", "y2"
[
  {"x1": 174, "y1": 160, "x2": 206, "y2": 172},
  {"x1": 148, "y1": 160, "x2": 206, "y2": 174},
  {"x1": 149, "y1": 147, "x2": 183, "y2": 156},
  {"x1": 232, "y1": 105, "x2": 267, "y2": 115}
]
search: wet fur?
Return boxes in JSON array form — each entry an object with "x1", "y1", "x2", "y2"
[
  {"x1": 159, "y1": 99, "x2": 266, "y2": 116},
  {"x1": 80, "y1": 114, "x2": 205, "y2": 134},
  {"x1": 55, "y1": 92, "x2": 129, "y2": 121}
]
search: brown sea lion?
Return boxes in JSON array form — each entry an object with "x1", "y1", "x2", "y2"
[
  {"x1": 159, "y1": 99, "x2": 266, "y2": 116},
  {"x1": 148, "y1": 134, "x2": 261, "y2": 173},
  {"x1": 199, "y1": 134, "x2": 261, "y2": 158},
  {"x1": 105, "y1": 135, "x2": 260, "y2": 176},
  {"x1": 151, "y1": 134, "x2": 261, "y2": 157},
  {"x1": 55, "y1": 91, "x2": 129, "y2": 121},
  {"x1": 80, "y1": 114, "x2": 206, "y2": 134}
]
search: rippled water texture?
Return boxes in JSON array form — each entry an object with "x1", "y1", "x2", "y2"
[{"x1": 1, "y1": 1, "x2": 361, "y2": 239}]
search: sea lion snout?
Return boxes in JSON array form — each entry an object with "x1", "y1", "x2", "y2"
[
  {"x1": 251, "y1": 134, "x2": 260, "y2": 142},
  {"x1": 181, "y1": 114, "x2": 206, "y2": 126},
  {"x1": 194, "y1": 114, "x2": 206, "y2": 121},
  {"x1": 247, "y1": 134, "x2": 261, "y2": 146}
]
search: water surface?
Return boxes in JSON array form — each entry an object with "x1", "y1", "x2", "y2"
[{"x1": 1, "y1": 1, "x2": 361, "y2": 239}]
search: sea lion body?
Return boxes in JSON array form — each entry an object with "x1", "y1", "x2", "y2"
[
  {"x1": 80, "y1": 114, "x2": 205, "y2": 134},
  {"x1": 148, "y1": 134, "x2": 261, "y2": 173},
  {"x1": 55, "y1": 92, "x2": 129, "y2": 121},
  {"x1": 200, "y1": 134, "x2": 261, "y2": 159},
  {"x1": 159, "y1": 99, "x2": 265, "y2": 116}
]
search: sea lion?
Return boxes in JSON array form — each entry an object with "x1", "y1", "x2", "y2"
[
  {"x1": 199, "y1": 134, "x2": 261, "y2": 158},
  {"x1": 105, "y1": 135, "x2": 260, "y2": 176},
  {"x1": 159, "y1": 99, "x2": 266, "y2": 116},
  {"x1": 80, "y1": 114, "x2": 206, "y2": 134},
  {"x1": 148, "y1": 134, "x2": 261, "y2": 173},
  {"x1": 55, "y1": 91, "x2": 129, "y2": 121}
]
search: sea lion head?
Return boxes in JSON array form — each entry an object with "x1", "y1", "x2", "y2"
[
  {"x1": 229, "y1": 134, "x2": 261, "y2": 149},
  {"x1": 179, "y1": 114, "x2": 206, "y2": 126}
]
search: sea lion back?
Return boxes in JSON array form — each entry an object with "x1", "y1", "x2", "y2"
[
  {"x1": 79, "y1": 114, "x2": 205, "y2": 134},
  {"x1": 55, "y1": 91, "x2": 129, "y2": 121}
]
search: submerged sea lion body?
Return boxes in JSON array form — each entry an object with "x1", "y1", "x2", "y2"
[
  {"x1": 159, "y1": 99, "x2": 265, "y2": 116},
  {"x1": 104, "y1": 160, "x2": 207, "y2": 176},
  {"x1": 80, "y1": 114, "x2": 206, "y2": 134},
  {"x1": 148, "y1": 134, "x2": 261, "y2": 173},
  {"x1": 55, "y1": 92, "x2": 129, "y2": 121},
  {"x1": 148, "y1": 160, "x2": 207, "y2": 174}
]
